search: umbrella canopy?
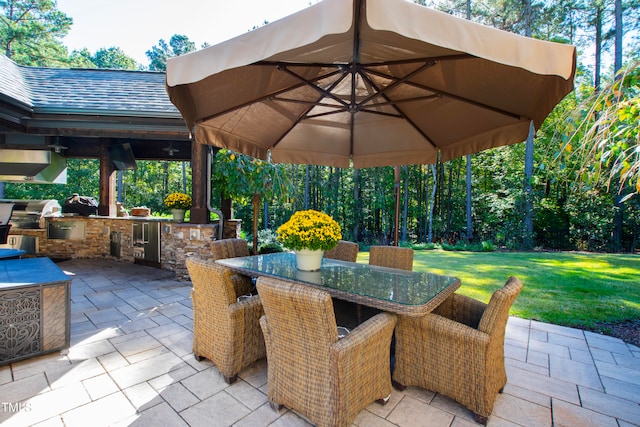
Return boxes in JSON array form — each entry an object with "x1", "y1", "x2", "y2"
[{"x1": 166, "y1": 0, "x2": 575, "y2": 169}]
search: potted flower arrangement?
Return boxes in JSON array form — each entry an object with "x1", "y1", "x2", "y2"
[
  {"x1": 164, "y1": 192, "x2": 191, "y2": 222},
  {"x1": 276, "y1": 209, "x2": 342, "y2": 271}
]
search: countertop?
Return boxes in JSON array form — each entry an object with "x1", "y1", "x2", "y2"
[
  {"x1": 48, "y1": 215, "x2": 169, "y2": 222},
  {"x1": 0, "y1": 257, "x2": 70, "y2": 288}
]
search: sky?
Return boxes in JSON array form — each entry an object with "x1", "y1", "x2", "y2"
[{"x1": 56, "y1": 0, "x2": 316, "y2": 65}]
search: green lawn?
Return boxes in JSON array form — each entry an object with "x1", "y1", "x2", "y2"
[{"x1": 357, "y1": 250, "x2": 640, "y2": 329}]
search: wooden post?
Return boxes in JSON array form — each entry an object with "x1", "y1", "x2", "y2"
[
  {"x1": 98, "y1": 139, "x2": 116, "y2": 217},
  {"x1": 190, "y1": 139, "x2": 209, "y2": 224}
]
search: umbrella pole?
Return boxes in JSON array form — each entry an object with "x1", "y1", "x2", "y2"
[{"x1": 394, "y1": 166, "x2": 400, "y2": 246}]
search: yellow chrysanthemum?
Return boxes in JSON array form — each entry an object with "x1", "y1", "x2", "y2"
[
  {"x1": 276, "y1": 210, "x2": 342, "y2": 251},
  {"x1": 164, "y1": 193, "x2": 192, "y2": 210}
]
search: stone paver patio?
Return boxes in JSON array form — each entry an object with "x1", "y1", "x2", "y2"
[{"x1": 1, "y1": 258, "x2": 638, "y2": 427}]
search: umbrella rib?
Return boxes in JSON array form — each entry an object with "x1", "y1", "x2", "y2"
[
  {"x1": 364, "y1": 94, "x2": 441, "y2": 109},
  {"x1": 364, "y1": 67, "x2": 523, "y2": 121},
  {"x1": 270, "y1": 66, "x2": 352, "y2": 152},
  {"x1": 357, "y1": 109, "x2": 404, "y2": 119},
  {"x1": 272, "y1": 97, "x2": 344, "y2": 110},
  {"x1": 197, "y1": 66, "x2": 345, "y2": 123},
  {"x1": 357, "y1": 61, "x2": 436, "y2": 108},
  {"x1": 256, "y1": 54, "x2": 473, "y2": 70},
  {"x1": 277, "y1": 65, "x2": 350, "y2": 109},
  {"x1": 305, "y1": 109, "x2": 353, "y2": 120},
  {"x1": 359, "y1": 70, "x2": 439, "y2": 149}
]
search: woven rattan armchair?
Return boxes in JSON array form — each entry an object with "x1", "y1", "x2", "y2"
[
  {"x1": 186, "y1": 257, "x2": 266, "y2": 384},
  {"x1": 369, "y1": 245, "x2": 414, "y2": 271},
  {"x1": 257, "y1": 276, "x2": 397, "y2": 427},
  {"x1": 324, "y1": 240, "x2": 359, "y2": 262},
  {"x1": 209, "y1": 238, "x2": 253, "y2": 296},
  {"x1": 392, "y1": 276, "x2": 523, "y2": 425}
]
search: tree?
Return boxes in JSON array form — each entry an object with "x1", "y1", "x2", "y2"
[
  {"x1": 69, "y1": 46, "x2": 138, "y2": 70},
  {"x1": 0, "y1": 0, "x2": 72, "y2": 66},
  {"x1": 91, "y1": 47, "x2": 138, "y2": 70},
  {"x1": 211, "y1": 149, "x2": 292, "y2": 252},
  {"x1": 554, "y1": 63, "x2": 639, "y2": 213},
  {"x1": 68, "y1": 47, "x2": 96, "y2": 68},
  {"x1": 146, "y1": 34, "x2": 196, "y2": 71}
]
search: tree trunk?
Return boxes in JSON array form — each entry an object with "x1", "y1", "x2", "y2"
[
  {"x1": 466, "y1": 154, "x2": 473, "y2": 241},
  {"x1": 263, "y1": 199, "x2": 268, "y2": 230},
  {"x1": 402, "y1": 165, "x2": 409, "y2": 242},
  {"x1": 163, "y1": 161, "x2": 169, "y2": 195},
  {"x1": 353, "y1": 169, "x2": 360, "y2": 241},
  {"x1": 523, "y1": 121, "x2": 535, "y2": 250},
  {"x1": 446, "y1": 165, "x2": 453, "y2": 237},
  {"x1": 252, "y1": 194, "x2": 260, "y2": 254},
  {"x1": 332, "y1": 167, "x2": 340, "y2": 219},
  {"x1": 612, "y1": 193, "x2": 624, "y2": 252},
  {"x1": 423, "y1": 168, "x2": 428, "y2": 243},
  {"x1": 394, "y1": 166, "x2": 400, "y2": 246},
  {"x1": 182, "y1": 161, "x2": 188, "y2": 193},
  {"x1": 304, "y1": 165, "x2": 311, "y2": 210},
  {"x1": 614, "y1": 0, "x2": 622, "y2": 74},
  {"x1": 428, "y1": 164, "x2": 437, "y2": 243},
  {"x1": 221, "y1": 197, "x2": 232, "y2": 222},
  {"x1": 595, "y1": 6, "x2": 602, "y2": 90}
]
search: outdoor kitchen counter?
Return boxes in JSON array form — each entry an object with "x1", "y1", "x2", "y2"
[
  {"x1": 82, "y1": 215, "x2": 169, "y2": 221},
  {"x1": 8, "y1": 216, "x2": 242, "y2": 281},
  {"x1": 41, "y1": 216, "x2": 173, "y2": 262},
  {"x1": 50, "y1": 215, "x2": 169, "y2": 221},
  {"x1": 0, "y1": 257, "x2": 71, "y2": 365}
]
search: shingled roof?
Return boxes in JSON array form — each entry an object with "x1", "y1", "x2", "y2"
[
  {"x1": 0, "y1": 54, "x2": 194, "y2": 163},
  {"x1": 0, "y1": 54, "x2": 191, "y2": 159},
  {"x1": 0, "y1": 54, "x2": 180, "y2": 117},
  {"x1": 0, "y1": 54, "x2": 32, "y2": 109}
]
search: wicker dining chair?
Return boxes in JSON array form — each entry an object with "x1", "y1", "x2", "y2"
[
  {"x1": 209, "y1": 238, "x2": 253, "y2": 296},
  {"x1": 368, "y1": 245, "x2": 414, "y2": 271},
  {"x1": 257, "y1": 276, "x2": 397, "y2": 427},
  {"x1": 392, "y1": 276, "x2": 523, "y2": 425},
  {"x1": 324, "y1": 240, "x2": 359, "y2": 262},
  {"x1": 186, "y1": 257, "x2": 266, "y2": 384}
]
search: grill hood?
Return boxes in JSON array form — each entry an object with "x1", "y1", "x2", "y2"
[{"x1": 0, "y1": 149, "x2": 67, "y2": 184}]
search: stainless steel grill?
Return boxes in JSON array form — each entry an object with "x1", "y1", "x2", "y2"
[{"x1": 0, "y1": 199, "x2": 61, "y2": 229}]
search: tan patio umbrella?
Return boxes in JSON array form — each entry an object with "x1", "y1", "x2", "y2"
[
  {"x1": 166, "y1": 0, "x2": 575, "y2": 241},
  {"x1": 166, "y1": 0, "x2": 575, "y2": 168}
]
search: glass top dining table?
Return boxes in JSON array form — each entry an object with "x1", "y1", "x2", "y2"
[{"x1": 216, "y1": 252, "x2": 460, "y2": 316}]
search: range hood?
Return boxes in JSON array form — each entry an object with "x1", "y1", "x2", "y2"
[{"x1": 0, "y1": 149, "x2": 67, "y2": 184}]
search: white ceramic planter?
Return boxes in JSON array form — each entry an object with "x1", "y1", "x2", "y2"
[
  {"x1": 171, "y1": 209, "x2": 185, "y2": 222},
  {"x1": 294, "y1": 248, "x2": 324, "y2": 271}
]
